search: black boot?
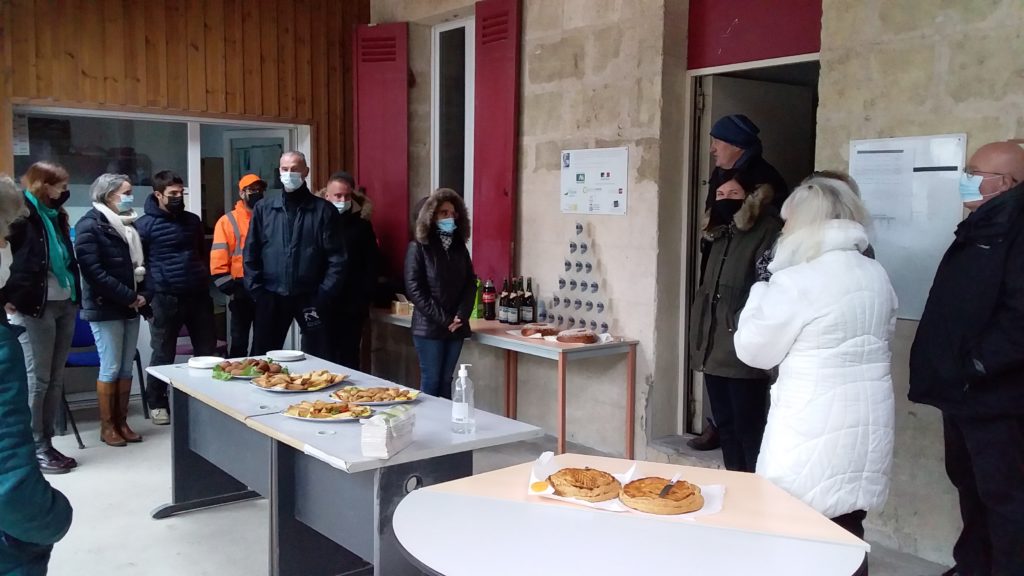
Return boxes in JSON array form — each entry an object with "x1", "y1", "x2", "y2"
[{"x1": 687, "y1": 418, "x2": 721, "y2": 451}]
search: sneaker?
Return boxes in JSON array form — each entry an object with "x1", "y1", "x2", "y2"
[{"x1": 151, "y1": 408, "x2": 171, "y2": 426}]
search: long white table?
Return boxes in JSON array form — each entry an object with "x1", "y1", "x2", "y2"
[
  {"x1": 393, "y1": 453, "x2": 870, "y2": 576},
  {"x1": 147, "y1": 355, "x2": 543, "y2": 576}
]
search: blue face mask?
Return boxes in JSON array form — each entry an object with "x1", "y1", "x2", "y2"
[
  {"x1": 333, "y1": 200, "x2": 351, "y2": 213},
  {"x1": 959, "y1": 172, "x2": 985, "y2": 203},
  {"x1": 116, "y1": 195, "x2": 134, "y2": 213},
  {"x1": 437, "y1": 218, "x2": 456, "y2": 234}
]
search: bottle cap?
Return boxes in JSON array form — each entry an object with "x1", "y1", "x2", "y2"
[{"x1": 458, "y1": 364, "x2": 472, "y2": 378}]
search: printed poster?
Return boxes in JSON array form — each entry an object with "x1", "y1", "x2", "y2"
[{"x1": 560, "y1": 147, "x2": 628, "y2": 215}]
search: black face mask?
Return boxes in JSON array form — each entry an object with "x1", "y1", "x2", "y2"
[
  {"x1": 711, "y1": 198, "x2": 744, "y2": 225},
  {"x1": 244, "y1": 192, "x2": 264, "y2": 209},
  {"x1": 47, "y1": 189, "x2": 70, "y2": 209},
  {"x1": 165, "y1": 195, "x2": 185, "y2": 214}
]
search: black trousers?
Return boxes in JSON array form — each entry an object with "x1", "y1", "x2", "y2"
[
  {"x1": 704, "y1": 373, "x2": 769, "y2": 472},
  {"x1": 227, "y1": 288, "x2": 255, "y2": 358},
  {"x1": 831, "y1": 510, "x2": 869, "y2": 576},
  {"x1": 943, "y1": 413, "x2": 1024, "y2": 576},
  {"x1": 251, "y1": 292, "x2": 330, "y2": 360},
  {"x1": 333, "y1": 309, "x2": 367, "y2": 370},
  {"x1": 146, "y1": 291, "x2": 216, "y2": 410}
]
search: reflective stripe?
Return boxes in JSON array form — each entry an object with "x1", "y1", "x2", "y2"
[
  {"x1": 225, "y1": 212, "x2": 243, "y2": 256},
  {"x1": 211, "y1": 242, "x2": 229, "y2": 251},
  {"x1": 213, "y1": 275, "x2": 233, "y2": 287}
]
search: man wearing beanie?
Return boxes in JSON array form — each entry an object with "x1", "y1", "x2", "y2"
[{"x1": 705, "y1": 114, "x2": 788, "y2": 216}]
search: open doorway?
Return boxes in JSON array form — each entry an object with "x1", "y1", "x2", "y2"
[{"x1": 682, "y1": 60, "x2": 820, "y2": 438}]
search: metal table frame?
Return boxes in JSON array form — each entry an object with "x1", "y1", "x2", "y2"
[{"x1": 374, "y1": 313, "x2": 638, "y2": 458}]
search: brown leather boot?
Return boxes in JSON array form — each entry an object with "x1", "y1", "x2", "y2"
[
  {"x1": 686, "y1": 418, "x2": 721, "y2": 451},
  {"x1": 97, "y1": 380, "x2": 127, "y2": 447},
  {"x1": 115, "y1": 378, "x2": 142, "y2": 443}
]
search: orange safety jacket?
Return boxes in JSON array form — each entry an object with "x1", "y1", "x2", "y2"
[{"x1": 211, "y1": 200, "x2": 251, "y2": 292}]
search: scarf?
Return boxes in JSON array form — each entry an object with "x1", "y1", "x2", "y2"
[
  {"x1": 93, "y1": 202, "x2": 146, "y2": 286},
  {"x1": 439, "y1": 230, "x2": 454, "y2": 251},
  {"x1": 25, "y1": 191, "x2": 76, "y2": 299}
]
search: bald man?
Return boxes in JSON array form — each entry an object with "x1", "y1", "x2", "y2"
[{"x1": 910, "y1": 141, "x2": 1024, "y2": 576}]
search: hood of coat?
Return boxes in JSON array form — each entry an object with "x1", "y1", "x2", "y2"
[
  {"x1": 352, "y1": 189, "x2": 373, "y2": 220},
  {"x1": 702, "y1": 183, "x2": 774, "y2": 239},
  {"x1": 414, "y1": 188, "x2": 471, "y2": 244},
  {"x1": 769, "y1": 219, "x2": 871, "y2": 273}
]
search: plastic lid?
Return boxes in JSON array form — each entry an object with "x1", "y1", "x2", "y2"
[{"x1": 458, "y1": 363, "x2": 472, "y2": 378}]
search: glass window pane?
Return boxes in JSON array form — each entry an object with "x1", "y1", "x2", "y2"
[
  {"x1": 438, "y1": 27, "x2": 466, "y2": 196},
  {"x1": 13, "y1": 113, "x2": 189, "y2": 227}
]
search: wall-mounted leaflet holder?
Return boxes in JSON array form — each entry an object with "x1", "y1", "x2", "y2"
[
  {"x1": 575, "y1": 222, "x2": 584, "y2": 236},
  {"x1": 590, "y1": 281, "x2": 599, "y2": 294},
  {"x1": 557, "y1": 314, "x2": 565, "y2": 325},
  {"x1": 567, "y1": 317, "x2": 576, "y2": 328},
  {"x1": 564, "y1": 259, "x2": 572, "y2": 272},
  {"x1": 569, "y1": 279, "x2": 578, "y2": 291},
  {"x1": 573, "y1": 299, "x2": 582, "y2": 311},
  {"x1": 580, "y1": 242, "x2": 589, "y2": 255},
  {"x1": 580, "y1": 280, "x2": 589, "y2": 292},
  {"x1": 558, "y1": 277, "x2": 566, "y2": 290},
  {"x1": 600, "y1": 321, "x2": 608, "y2": 333},
  {"x1": 553, "y1": 296, "x2": 561, "y2": 308},
  {"x1": 569, "y1": 241, "x2": 578, "y2": 254},
  {"x1": 584, "y1": 261, "x2": 593, "y2": 274},
  {"x1": 575, "y1": 261, "x2": 584, "y2": 273},
  {"x1": 585, "y1": 300, "x2": 594, "y2": 312},
  {"x1": 596, "y1": 301, "x2": 605, "y2": 314},
  {"x1": 563, "y1": 298, "x2": 572, "y2": 309}
]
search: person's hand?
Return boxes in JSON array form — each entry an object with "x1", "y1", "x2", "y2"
[
  {"x1": 4, "y1": 303, "x2": 16, "y2": 315},
  {"x1": 130, "y1": 295, "x2": 147, "y2": 309},
  {"x1": 448, "y1": 316, "x2": 463, "y2": 332}
]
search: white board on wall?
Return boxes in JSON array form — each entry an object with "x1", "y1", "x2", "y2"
[
  {"x1": 849, "y1": 134, "x2": 966, "y2": 321},
  {"x1": 560, "y1": 147, "x2": 628, "y2": 215}
]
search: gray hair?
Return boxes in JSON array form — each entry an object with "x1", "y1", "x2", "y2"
[
  {"x1": 0, "y1": 174, "x2": 28, "y2": 240},
  {"x1": 90, "y1": 173, "x2": 131, "y2": 204},
  {"x1": 281, "y1": 150, "x2": 307, "y2": 166}
]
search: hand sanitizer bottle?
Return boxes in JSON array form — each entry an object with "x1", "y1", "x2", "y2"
[{"x1": 452, "y1": 364, "x2": 476, "y2": 434}]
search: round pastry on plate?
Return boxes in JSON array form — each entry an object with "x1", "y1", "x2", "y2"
[
  {"x1": 556, "y1": 328, "x2": 599, "y2": 344},
  {"x1": 546, "y1": 467, "x2": 621, "y2": 502},
  {"x1": 620, "y1": 477, "x2": 704, "y2": 515},
  {"x1": 521, "y1": 323, "x2": 560, "y2": 338}
]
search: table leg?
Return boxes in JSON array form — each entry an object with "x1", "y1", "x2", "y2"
[
  {"x1": 151, "y1": 391, "x2": 261, "y2": 519},
  {"x1": 558, "y1": 352, "x2": 567, "y2": 455},
  {"x1": 270, "y1": 441, "x2": 371, "y2": 576},
  {"x1": 626, "y1": 344, "x2": 636, "y2": 460},
  {"x1": 508, "y1": 350, "x2": 518, "y2": 419}
]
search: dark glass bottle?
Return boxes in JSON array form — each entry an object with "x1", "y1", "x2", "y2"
[
  {"x1": 521, "y1": 277, "x2": 535, "y2": 323},
  {"x1": 482, "y1": 279, "x2": 497, "y2": 321}
]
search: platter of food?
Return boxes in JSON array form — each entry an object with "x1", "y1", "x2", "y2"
[
  {"x1": 251, "y1": 369, "x2": 347, "y2": 392},
  {"x1": 330, "y1": 386, "x2": 421, "y2": 406},
  {"x1": 283, "y1": 400, "x2": 373, "y2": 422},
  {"x1": 212, "y1": 358, "x2": 288, "y2": 380}
]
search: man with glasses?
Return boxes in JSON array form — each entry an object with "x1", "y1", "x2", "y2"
[
  {"x1": 211, "y1": 174, "x2": 265, "y2": 358},
  {"x1": 910, "y1": 141, "x2": 1024, "y2": 576},
  {"x1": 136, "y1": 170, "x2": 215, "y2": 425}
]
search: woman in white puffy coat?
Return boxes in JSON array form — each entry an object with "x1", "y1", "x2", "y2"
[{"x1": 734, "y1": 175, "x2": 897, "y2": 575}]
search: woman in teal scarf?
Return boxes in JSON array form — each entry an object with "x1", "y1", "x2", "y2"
[{"x1": 2, "y1": 162, "x2": 81, "y2": 475}]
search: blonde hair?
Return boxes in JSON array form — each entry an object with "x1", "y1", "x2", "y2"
[
  {"x1": 776, "y1": 175, "x2": 871, "y2": 265},
  {"x1": 0, "y1": 174, "x2": 28, "y2": 240}
]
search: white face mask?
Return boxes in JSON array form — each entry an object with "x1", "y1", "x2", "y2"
[
  {"x1": 333, "y1": 200, "x2": 351, "y2": 213},
  {"x1": 280, "y1": 171, "x2": 304, "y2": 192},
  {"x1": 0, "y1": 243, "x2": 11, "y2": 289}
]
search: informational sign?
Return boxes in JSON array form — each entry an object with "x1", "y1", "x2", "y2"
[
  {"x1": 560, "y1": 147, "x2": 628, "y2": 215},
  {"x1": 849, "y1": 134, "x2": 966, "y2": 320},
  {"x1": 12, "y1": 115, "x2": 29, "y2": 156}
]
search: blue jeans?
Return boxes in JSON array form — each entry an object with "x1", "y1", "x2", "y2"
[
  {"x1": 89, "y1": 317, "x2": 140, "y2": 382},
  {"x1": 412, "y1": 336, "x2": 465, "y2": 399}
]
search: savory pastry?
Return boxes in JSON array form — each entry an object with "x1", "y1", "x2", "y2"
[
  {"x1": 620, "y1": 477, "x2": 704, "y2": 515},
  {"x1": 285, "y1": 400, "x2": 372, "y2": 420},
  {"x1": 331, "y1": 386, "x2": 420, "y2": 403},
  {"x1": 546, "y1": 467, "x2": 621, "y2": 502},
  {"x1": 252, "y1": 370, "x2": 346, "y2": 391},
  {"x1": 521, "y1": 323, "x2": 560, "y2": 337},
  {"x1": 556, "y1": 328, "x2": 599, "y2": 344}
]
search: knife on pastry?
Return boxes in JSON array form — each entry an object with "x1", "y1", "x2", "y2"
[{"x1": 659, "y1": 471, "x2": 683, "y2": 498}]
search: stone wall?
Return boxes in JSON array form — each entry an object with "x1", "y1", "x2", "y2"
[
  {"x1": 370, "y1": 0, "x2": 685, "y2": 455},
  {"x1": 816, "y1": 0, "x2": 1024, "y2": 564}
]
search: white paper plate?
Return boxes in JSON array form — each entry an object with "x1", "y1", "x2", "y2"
[
  {"x1": 282, "y1": 410, "x2": 373, "y2": 423},
  {"x1": 250, "y1": 381, "x2": 340, "y2": 393},
  {"x1": 266, "y1": 350, "x2": 306, "y2": 362},
  {"x1": 330, "y1": 388, "x2": 421, "y2": 406},
  {"x1": 188, "y1": 356, "x2": 225, "y2": 369}
]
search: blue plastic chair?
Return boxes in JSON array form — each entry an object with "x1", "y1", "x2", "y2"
[{"x1": 62, "y1": 313, "x2": 149, "y2": 447}]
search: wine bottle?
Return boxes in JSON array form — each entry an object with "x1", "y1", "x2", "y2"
[{"x1": 521, "y1": 277, "x2": 535, "y2": 323}]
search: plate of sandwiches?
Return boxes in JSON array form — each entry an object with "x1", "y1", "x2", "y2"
[{"x1": 283, "y1": 400, "x2": 373, "y2": 422}]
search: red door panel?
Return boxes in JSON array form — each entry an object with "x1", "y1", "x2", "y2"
[
  {"x1": 355, "y1": 23, "x2": 409, "y2": 279},
  {"x1": 687, "y1": 0, "x2": 821, "y2": 69},
  {"x1": 472, "y1": 0, "x2": 521, "y2": 285}
]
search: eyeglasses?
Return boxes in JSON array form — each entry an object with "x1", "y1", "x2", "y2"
[{"x1": 964, "y1": 169, "x2": 1006, "y2": 179}]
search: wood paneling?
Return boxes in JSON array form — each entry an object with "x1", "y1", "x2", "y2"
[{"x1": 0, "y1": 0, "x2": 368, "y2": 179}]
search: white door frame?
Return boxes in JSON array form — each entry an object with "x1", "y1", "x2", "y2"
[
  {"x1": 221, "y1": 128, "x2": 296, "y2": 210},
  {"x1": 674, "y1": 52, "x2": 820, "y2": 435},
  {"x1": 430, "y1": 16, "x2": 476, "y2": 226}
]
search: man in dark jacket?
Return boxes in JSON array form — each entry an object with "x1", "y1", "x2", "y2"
[
  {"x1": 244, "y1": 152, "x2": 346, "y2": 359},
  {"x1": 135, "y1": 170, "x2": 215, "y2": 425},
  {"x1": 319, "y1": 171, "x2": 379, "y2": 368},
  {"x1": 909, "y1": 141, "x2": 1024, "y2": 576}
]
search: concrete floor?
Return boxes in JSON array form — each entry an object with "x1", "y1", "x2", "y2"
[{"x1": 44, "y1": 407, "x2": 949, "y2": 576}]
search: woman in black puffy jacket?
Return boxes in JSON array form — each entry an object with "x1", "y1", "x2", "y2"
[
  {"x1": 403, "y1": 188, "x2": 476, "y2": 399},
  {"x1": 74, "y1": 173, "x2": 148, "y2": 447}
]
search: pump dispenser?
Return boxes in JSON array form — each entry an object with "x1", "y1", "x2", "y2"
[{"x1": 451, "y1": 364, "x2": 476, "y2": 434}]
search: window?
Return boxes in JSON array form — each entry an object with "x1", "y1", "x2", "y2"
[{"x1": 431, "y1": 17, "x2": 476, "y2": 219}]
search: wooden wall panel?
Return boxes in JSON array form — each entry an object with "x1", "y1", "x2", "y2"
[{"x1": 0, "y1": 0, "x2": 368, "y2": 180}]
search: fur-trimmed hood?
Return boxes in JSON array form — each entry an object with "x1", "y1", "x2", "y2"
[
  {"x1": 702, "y1": 184, "x2": 775, "y2": 240},
  {"x1": 414, "y1": 188, "x2": 471, "y2": 244}
]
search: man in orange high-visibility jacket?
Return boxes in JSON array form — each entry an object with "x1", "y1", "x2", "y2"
[{"x1": 212, "y1": 174, "x2": 265, "y2": 357}]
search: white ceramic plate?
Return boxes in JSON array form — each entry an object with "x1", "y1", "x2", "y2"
[
  {"x1": 188, "y1": 356, "x2": 225, "y2": 369},
  {"x1": 249, "y1": 381, "x2": 340, "y2": 393},
  {"x1": 281, "y1": 410, "x2": 373, "y2": 423},
  {"x1": 330, "y1": 388, "x2": 422, "y2": 406},
  {"x1": 266, "y1": 350, "x2": 306, "y2": 362}
]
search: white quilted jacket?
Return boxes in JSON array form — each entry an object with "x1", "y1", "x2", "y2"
[{"x1": 734, "y1": 220, "x2": 897, "y2": 518}]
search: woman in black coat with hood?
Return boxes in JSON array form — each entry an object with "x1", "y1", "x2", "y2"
[{"x1": 403, "y1": 188, "x2": 476, "y2": 399}]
